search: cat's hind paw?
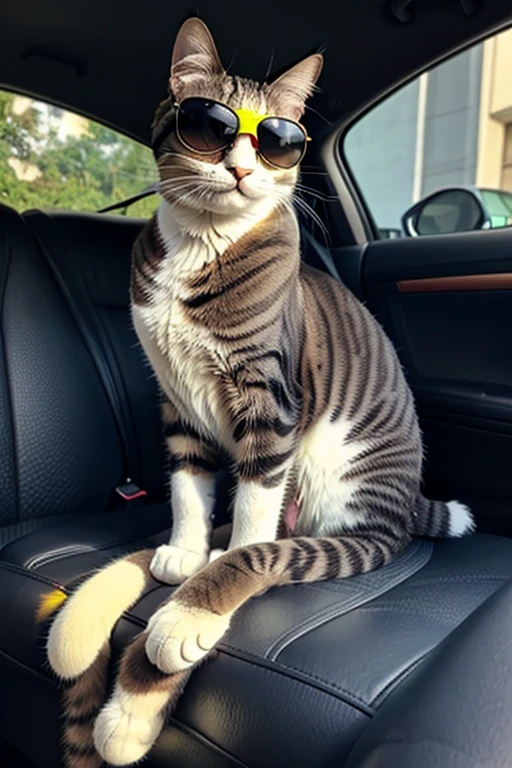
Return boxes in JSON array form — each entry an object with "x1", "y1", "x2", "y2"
[
  {"x1": 145, "y1": 600, "x2": 231, "y2": 674},
  {"x1": 150, "y1": 544, "x2": 208, "y2": 585},
  {"x1": 93, "y1": 685, "x2": 167, "y2": 766}
]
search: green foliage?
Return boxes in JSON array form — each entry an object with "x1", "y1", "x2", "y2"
[{"x1": 0, "y1": 91, "x2": 158, "y2": 218}]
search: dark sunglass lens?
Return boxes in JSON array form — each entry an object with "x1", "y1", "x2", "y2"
[
  {"x1": 178, "y1": 99, "x2": 238, "y2": 153},
  {"x1": 258, "y1": 118, "x2": 306, "y2": 168}
]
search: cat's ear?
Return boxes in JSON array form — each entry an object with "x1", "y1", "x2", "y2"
[
  {"x1": 170, "y1": 18, "x2": 224, "y2": 99},
  {"x1": 267, "y1": 54, "x2": 323, "y2": 120}
]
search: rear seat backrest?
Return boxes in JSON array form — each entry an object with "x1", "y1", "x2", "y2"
[
  {"x1": 23, "y1": 209, "x2": 167, "y2": 502},
  {"x1": 0, "y1": 204, "x2": 126, "y2": 543}
]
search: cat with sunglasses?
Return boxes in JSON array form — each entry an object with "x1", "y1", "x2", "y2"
[{"x1": 44, "y1": 17, "x2": 473, "y2": 768}]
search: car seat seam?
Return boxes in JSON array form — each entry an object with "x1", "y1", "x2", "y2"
[{"x1": 266, "y1": 539, "x2": 433, "y2": 661}]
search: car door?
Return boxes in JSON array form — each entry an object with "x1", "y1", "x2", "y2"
[
  {"x1": 361, "y1": 228, "x2": 512, "y2": 536},
  {"x1": 334, "y1": 29, "x2": 512, "y2": 536}
]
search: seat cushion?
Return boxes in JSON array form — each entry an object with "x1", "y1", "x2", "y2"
[
  {"x1": 0, "y1": 531, "x2": 511, "y2": 768},
  {"x1": 345, "y1": 576, "x2": 512, "y2": 768}
]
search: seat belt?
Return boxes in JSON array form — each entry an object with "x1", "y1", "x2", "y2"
[
  {"x1": 98, "y1": 185, "x2": 158, "y2": 215},
  {"x1": 302, "y1": 229, "x2": 341, "y2": 282},
  {"x1": 28, "y1": 214, "x2": 147, "y2": 508}
]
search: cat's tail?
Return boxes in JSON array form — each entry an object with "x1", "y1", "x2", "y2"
[
  {"x1": 39, "y1": 549, "x2": 156, "y2": 768},
  {"x1": 92, "y1": 531, "x2": 409, "y2": 766},
  {"x1": 411, "y1": 496, "x2": 475, "y2": 539},
  {"x1": 39, "y1": 500, "x2": 475, "y2": 767}
]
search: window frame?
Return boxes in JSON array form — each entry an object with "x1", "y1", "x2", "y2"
[
  {"x1": 323, "y1": 21, "x2": 512, "y2": 247},
  {"x1": 0, "y1": 84, "x2": 158, "y2": 217}
]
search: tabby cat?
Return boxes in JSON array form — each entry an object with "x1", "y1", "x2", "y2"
[{"x1": 43, "y1": 17, "x2": 474, "y2": 768}]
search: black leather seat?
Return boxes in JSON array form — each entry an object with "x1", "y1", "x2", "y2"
[
  {"x1": 1, "y1": 201, "x2": 512, "y2": 768},
  {"x1": 0, "y1": 204, "x2": 144, "y2": 545},
  {"x1": 23, "y1": 209, "x2": 166, "y2": 502}
]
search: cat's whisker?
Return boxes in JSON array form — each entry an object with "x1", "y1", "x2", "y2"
[
  {"x1": 304, "y1": 105, "x2": 333, "y2": 125},
  {"x1": 295, "y1": 183, "x2": 338, "y2": 202},
  {"x1": 158, "y1": 177, "x2": 214, "y2": 187},
  {"x1": 291, "y1": 194, "x2": 331, "y2": 244},
  {"x1": 158, "y1": 177, "x2": 230, "y2": 191},
  {"x1": 263, "y1": 47, "x2": 275, "y2": 82},
  {"x1": 158, "y1": 181, "x2": 232, "y2": 199}
]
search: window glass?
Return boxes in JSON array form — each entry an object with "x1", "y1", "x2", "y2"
[
  {"x1": 344, "y1": 28, "x2": 512, "y2": 238},
  {"x1": 0, "y1": 90, "x2": 158, "y2": 216},
  {"x1": 480, "y1": 189, "x2": 512, "y2": 227}
]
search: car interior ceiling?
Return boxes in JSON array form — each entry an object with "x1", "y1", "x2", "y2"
[
  {"x1": 1, "y1": 1, "x2": 510, "y2": 143},
  {"x1": 2, "y1": 2, "x2": 512, "y2": 768}
]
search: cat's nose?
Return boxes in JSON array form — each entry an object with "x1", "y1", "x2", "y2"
[{"x1": 229, "y1": 166, "x2": 254, "y2": 181}]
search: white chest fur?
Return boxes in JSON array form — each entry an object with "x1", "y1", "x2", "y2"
[{"x1": 132, "y1": 199, "x2": 276, "y2": 439}]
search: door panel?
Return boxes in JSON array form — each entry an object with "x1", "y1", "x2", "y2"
[{"x1": 358, "y1": 228, "x2": 512, "y2": 535}]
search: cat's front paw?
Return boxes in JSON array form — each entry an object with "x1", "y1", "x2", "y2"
[
  {"x1": 145, "y1": 600, "x2": 231, "y2": 673},
  {"x1": 150, "y1": 544, "x2": 208, "y2": 585}
]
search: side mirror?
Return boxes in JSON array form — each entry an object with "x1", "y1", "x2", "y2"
[{"x1": 401, "y1": 188, "x2": 489, "y2": 237}]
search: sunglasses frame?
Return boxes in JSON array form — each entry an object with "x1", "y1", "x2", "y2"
[{"x1": 174, "y1": 97, "x2": 310, "y2": 170}]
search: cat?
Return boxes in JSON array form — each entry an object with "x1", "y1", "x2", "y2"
[{"x1": 42, "y1": 17, "x2": 474, "y2": 768}]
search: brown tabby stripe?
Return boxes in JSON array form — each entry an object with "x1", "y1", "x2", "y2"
[
  {"x1": 181, "y1": 216, "x2": 299, "y2": 333},
  {"x1": 61, "y1": 648, "x2": 109, "y2": 768},
  {"x1": 413, "y1": 497, "x2": 451, "y2": 537},
  {"x1": 117, "y1": 633, "x2": 192, "y2": 695},
  {"x1": 163, "y1": 423, "x2": 219, "y2": 477},
  {"x1": 112, "y1": 535, "x2": 406, "y2": 670},
  {"x1": 212, "y1": 315, "x2": 278, "y2": 343},
  {"x1": 103, "y1": 633, "x2": 197, "y2": 738},
  {"x1": 161, "y1": 398, "x2": 220, "y2": 474},
  {"x1": 129, "y1": 200, "x2": 427, "y2": 501},
  {"x1": 130, "y1": 216, "x2": 165, "y2": 306},
  {"x1": 169, "y1": 453, "x2": 218, "y2": 474},
  {"x1": 60, "y1": 549, "x2": 157, "y2": 768},
  {"x1": 61, "y1": 502, "x2": 456, "y2": 766},
  {"x1": 143, "y1": 211, "x2": 303, "y2": 486},
  {"x1": 161, "y1": 402, "x2": 218, "y2": 449}
]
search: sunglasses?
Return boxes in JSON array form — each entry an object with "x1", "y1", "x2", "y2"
[{"x1": 171, "y1": 97, "x2": 310, "y2": 170}]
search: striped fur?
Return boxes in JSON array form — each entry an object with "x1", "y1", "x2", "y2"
[{"x1": 45, "y1": 18, "x2": 475, "y2": 767}]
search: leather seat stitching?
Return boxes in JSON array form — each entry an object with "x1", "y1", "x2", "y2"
[
  {"x1": 110, "y1": 615, "x2": 374, "y2": 714},
  {"x1": 354, "y1": 593, "x2": 506, "y2": 621},
  {"x1": 266, "y1": 540, "x2": 433, "y2": 661},
  {"x1": 23, "y1": 526, "x2": 170, "y2": 570},
  {"x1": 406, "y1": 575, "x2": 508, "y2": 585},
  {"x1": 218, "y1": 644, "x2": 374, "y2": 713},
  {"x1": 0, "y1": 560, "x2": 64, "y2": 589}
]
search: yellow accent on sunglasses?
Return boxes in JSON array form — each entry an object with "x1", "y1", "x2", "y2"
[
  {"x1": 233, "y1": 108, "x2": 311, "y2": 143},
  {"x1": 233, "y1": 108, "x2": 270, "y2": 139}
]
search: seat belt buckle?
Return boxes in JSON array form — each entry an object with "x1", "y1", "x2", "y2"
[{"x1": 115, "y1": 479, "x2": 147, "y2": 508}]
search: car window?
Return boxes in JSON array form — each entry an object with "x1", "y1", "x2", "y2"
[
  {"x1": 479, "y1": 189, "x2": 512, "y2": 228},
  {"x1": 343, "y1": 28, "x2": 512, "y2": 238},
  {"x1": 0, "y1": 90, "x2": 158, "y2": 217}
]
